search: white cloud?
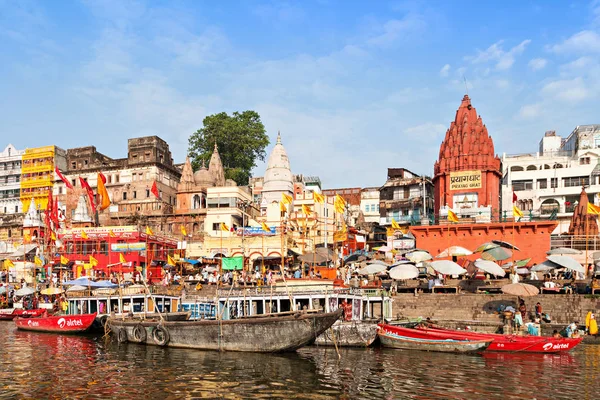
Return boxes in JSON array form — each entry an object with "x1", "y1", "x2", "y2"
[
  {"x1": 404, "y1": 122, "x2": 447, "y2": 141},
  {"x1": 466, "y1": 39, "x2": 531, "y2": 70},
  {"x1": 541, "y1": 77, "x2": 590, "y2": 102},
  {"x1": 367, "y1": 14, "x2": 426, "y2": 48},
  {"x1": 528, "y1": 58, "x2": 547, "y2": 71},
  {"x1": 518, "y1": 103, "x2": 542, "y2": 119},
  {"x1": 439, "y1": 64, "x2": 450, "y2": 77},
  {"x1": 550, "y1": 30, "x2": 600, "y2": 53}
]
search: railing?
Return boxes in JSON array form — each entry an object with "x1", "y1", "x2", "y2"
[{"x1": 551, "y1": 235, "x2": 600, "y2": 252}]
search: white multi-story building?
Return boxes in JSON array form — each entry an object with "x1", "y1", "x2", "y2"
[
  {"x1": 501, "y1": 125, "x2": 600, "y2": 234},
  {"x1": 360, "y1": 187, "x2": 380, "y2": 223},
  {"x1": 0, "y1": 144, "x2": 25, "y2": 214}
]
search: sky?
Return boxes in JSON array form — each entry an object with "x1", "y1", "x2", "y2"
[{"x1": 1, "y1": 1, "x2": 599, "y2": 189}]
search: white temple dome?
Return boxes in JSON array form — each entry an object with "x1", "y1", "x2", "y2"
[{"x1": 262, "y1": 132, "x2": 293, "y2": 204}]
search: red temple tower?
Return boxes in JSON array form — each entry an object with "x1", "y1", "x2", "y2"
[{"x1": 433, "y1": 95, "x2": 502, "y2": 218}]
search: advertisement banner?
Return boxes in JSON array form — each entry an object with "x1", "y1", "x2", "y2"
[
  {"x1": 110, "y1": 242, "x2": 146, "y2": 252},
  {"x1": 449, "y1": 170, "x2": 482, "y2": 190}
]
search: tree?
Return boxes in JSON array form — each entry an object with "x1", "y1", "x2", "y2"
[{"x1": 188, "y1": 111, "x2": 270, "y2": 186}]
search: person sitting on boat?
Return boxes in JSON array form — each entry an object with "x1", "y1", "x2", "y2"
[
  {"x1": 524, "y1": 318, "x2": 539, "y2": 336},
  {"x1": 552, "y1": 329, "x2": 562, "y2": 338},
  {"x1": 566, "y1": 321, "x2": 579, "y2": 338}
]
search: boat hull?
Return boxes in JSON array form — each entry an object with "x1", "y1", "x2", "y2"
[
  {"x1": 378, "y1": 330, "x2": 491, "y2": 353},
  {"x1": 108, "y1": 309, "x2": 343, "y2": 352},
  {"x1": 314, "y1": 321, "x2": 378, "y2": 347},
  {"x1": 0, "y1": 309, "x2": 46, "y2": 321},
  {"x1": 14, "y1": 313, "x2": 97, "y2": 333},
  {"x1": 404, "y1": 325, "x2": 583, "y2": 353}
]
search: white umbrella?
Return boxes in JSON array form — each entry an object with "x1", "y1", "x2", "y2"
[
  {"x1": 374, "y1": 246, "x2": 392, "y2": 252},
  {"x1": 389, "y1": 265, "x2": 419, "y2": 280},
  {"x1": 516, "y1": 268, "x2": 530, "y2": 275},
  {"x1": 474, "y1": 259, "x2": 506, "y2": 277},
  {"x1": 436, "y1": 246, "x2": 473, "y2": 258},
  {"x1": 546, "y1": 255, "x2": 585, "y2": 274},
  {"x1": 430, "y1": 260, "x2": 467, "y2": 275},
  {"x1": 546, "y1": 247, "x2": 582, "y2": 256},
  {"x1": 358, "y1": 263, "x2": 388, "y2": 275},
  {"x1": 390, "y1": 260, "x2": 415, "y2": 267},
  {"x1": 367, "y1": 260, "x2": 389, "y2": 266},
  {"x1": 67, "y1": 285, "x2": 88, "y2": 292},
  {"x1": 406, "y1": 250, "x2": 432, "y2": 263},
  {"x1": 531, "y1": 261, "x2": 557, "y2": 272},
  {"x1": 15, "y1": 287, "x2": 35, "y2": 296}
]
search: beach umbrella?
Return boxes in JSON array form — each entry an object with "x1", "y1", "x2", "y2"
[
  {"x1": 390, "y1": 260, "x2": 415, "y2": 267},
  {"x1": 481, "y1": 247, "x2": 512, "y2": 262},
  {"x1": 516, "y1": 268, "x2": 530, "y2": 275},
  {"x1": 501, "y1": 283, "x2": 539, "y2": 297},
  {"x1": 502, "y1": 258, "x2": 532, "y2": 269},
  {"x1": 389, "y1": 264, "x2": 419, "y2": 280},
  {"x1": 15, "y1": 287, "x2": 35, "y2": 296},
  {"x1": 406, "y1": 250, "x2": 432, "y2": 263},
  {"x1": 358, "y1": 263, "x2": 387, "y2": 275},
  {"x1": 531, "y1": 261, "x2": 557, "y2": 272},
  {"x1": 474, "y1": 259, "x2": 506, "y2": 277},
  {"x1": 430, "y1": 260, "x2": 467, "y2": 275},
  {"x1": 474, "y1": 242, "x2": 500, "y2": 253},
  {"x1": 546, "y1": 247, "x2": 582, "y2": 256},
  {"x1": 0, "y1": 286, "x2": 6, "y2": 295},
  {"x1": 436, "y1": 246, "x2": 473, "y2": 258},
  {"x1": 546, "y1": 255, "x2": 585, "y2": 274},
  {"x1": 316, "y1": 247, "x2": 334, "y2": 260},
  {"x1": 66, "y1": 285, "x2": 88, "y2": 292},
  {"x1": 41, "y1": 287, "x2": 63, "y2": 295},
  {"x1": 374, "y1": 245, "x2": 392, "y2": 252},
  {"x1": 298, "y1": 252, "x2": 328, "y2": 264},
  {"x1": 492, "y1": 240, "x2": 520, "y2": 251},
  {"x1": 367, "y1": 260, "x2": 389, "y2": 266}
]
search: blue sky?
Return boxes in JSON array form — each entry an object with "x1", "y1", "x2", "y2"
[{"x1": 1, "y1": 1, "x2": 599, "y2": 188}]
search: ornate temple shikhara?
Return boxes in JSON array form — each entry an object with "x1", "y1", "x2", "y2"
[{"x1": 433, "y1": 95, "x2": 502, "y2": 221}]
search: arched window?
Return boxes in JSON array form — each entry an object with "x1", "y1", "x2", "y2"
[
  {"x1": 192, "y1": 195, "x2": 201, "y2": 209},
  {"x1": 526, "y1": 165, "x2": 537, "y2": 171},
  {"x1": 540, "y1": 199, "x2": 560, "y2": 215},
  {"x1": 553, "y1": 164, "x2": 563, "y2": 169},
  {"x1": 193, "y1": 223, "x2": 199, "y2": 232},
  {"x1": 544, "y1": 164, "x2": 551, "y2": 170},
  {"x1": 510, "y1": 166, "x2": 524, "y2": 172},
  {"x1": 201, "y1": 194, "x2": 206, "y2": 209}
]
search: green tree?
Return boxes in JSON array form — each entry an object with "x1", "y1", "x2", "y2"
[{"x1": 188, "y1": 111, "x2": 270, "y2": 185}]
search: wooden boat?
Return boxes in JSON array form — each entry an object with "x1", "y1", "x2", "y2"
[
  {"x1": 378, "y1": 324, "x2": 492, "y2": 353},
  {"x1": 314, "y1": 320, "x2": 379, "y2": 347},
  {"x1": 108, "y1": 309, "x2": 343, "y2": 352},
  {"x1": 410, "y1": 325, "x2": 583, "y2": 353},
  {"x1": 0, "y1": 308, "x2": 46, "y2": 321},
  {"x1": 14, "y1": 313, "x2": 98, "y2": 334}
]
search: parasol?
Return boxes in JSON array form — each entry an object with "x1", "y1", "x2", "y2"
[
  {"x1": 492, "y1": 240, "x2": 520, "y2": 251},
  {"x1": 430, "y1": 260, "x2": 467, "y2": 275},
  {"x1": 15, "y1": 287, "x2": 35, "y2": 296},
  {"x1": 531, "y1": 261, "x2": 557, "y2": 272},
  {"x1": 41, "y1": 287, "x2": 63, "y2": 295},
  {"x1": 474, "y1": 242, "x2": 500, "y2": 253},
  {"x1": 516, "y1": 268, "x2": 530, "y2": 275},
  {"x1": 501, "y1": 283, "x2": 539, "y2": 297},
  {"x1": 374, "y1": 246, "x2": 392, "y2": 252},
  {"x1": 389, "y1": 264, "x2": 419, "y2": 280},
  {"x1": 474, "y1": 259, "x2": 506, "y2": 277},
  {"x1": 298, "y1": 252, "x2": 329, "y2": 264},
  {"x1": 481, "y1": 247, "x2": 512, "y2": 261},
  {"x1": 66, "y1": 285, "x2": 88, "y2": 292},
  {"x1": 358, "y1": 263, "x2": 388, "y2": 275},
  {"x1": 546, "y1": 255, "x2": 585, "y2": 274},
  {"x1": 546, "y1": 247, "x2": 582, "y2": 256},
  {"x1": 405, "y1": 250, "x2": 432, "y2": 263},
  {"x1": 367, "y1": 260, "x2": 389, "y2": 266},
  {"x1": 0, "y1": 286, "x2": 6, "y2": 295},
  {"x1": 436, "y1": 246, "x2": 473, "y2": 258}
]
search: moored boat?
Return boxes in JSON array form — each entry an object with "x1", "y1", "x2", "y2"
[
  {"x1": 378, "y1": 324, "x2": 492, "y2": 353},
  {"x1": 314, "y1": 320, "x2": 379, "y2": 347},
  {"x1": 108, "y1": 309, "x2": 343, "y2": 352},
  {"x1": 0, "y1": 308, "x2": 46, "y2": 321},
  {"x1": 14, "y1": 313, "x2": 97, "y2": 334},
  {"x1": 406, "y1": 325, "x2": 583, "y2": 353}
]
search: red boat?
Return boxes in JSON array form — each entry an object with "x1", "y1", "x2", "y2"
[
  {"x1": 382, "y1": 324, "x2": 583, "y2": 353},
  {"x1": 14, "y1": 313, "x2": 97, "y2": 334},
  {"x1": 0, "y1": 308, "x2": 46, "y2": 321}
]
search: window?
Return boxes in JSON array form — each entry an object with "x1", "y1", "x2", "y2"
[
  {"x1": 71, "y1": 162, "x2": 76, "y2": 169},
  {"x1": 115, "y1": 175, "x2": 119, "y2": 183},
  {"x1": 72, "y1": 179, "x2": 76, "y2": 187},
  {"x1": 580, "y1": 157, "x2": 591, "y2": 165},
  {"x1": 212, "y1": 223, "x2": 222, "y2": 231},
  {"x1": 123, "y1": 192, "x2": 127, "y2": 200},
  {"x1": 14, "y1": 205, "x2": 18, "y2": 213},
  {"x1": 146, "y1": 189, "x2": 150, "y2": 198},
  {"x1": 538, "y1": 179, "x2": 548, "y2": 189},
  {"x1": 133, "y1": 191, "x2": 137, "y2": 199},
  {"x1": 84, "y1": 160, "x2": 88, "y2": 165},
  {"x1": 133, "y1": 174, "x2": 137, "y2": 182},
  {"x1": 512, "y1": 180, "x2": 533, "y2": 191},
  {"x1": 58, "y1": 187, "x2": 63, "y2": 194},
  {"x1": 108, "y1": 175, "x2": 112, "y2": 184},
  {"x1": 563, "y1": 176, "x2": 589, "y2": 188},
  {"x1": 551, "y1": 178, "x2": 558, "y2": 188}
]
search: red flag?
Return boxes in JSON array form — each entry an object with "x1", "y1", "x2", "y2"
[
  {"x1": 52, "y1": 196, "x2": 59, "y2": 226},
  {"x1": 151, "y1": 181, "x2": 160, "y2": 199},
  {"x1": 79, "y1": 177, "x2": 97, "y2": 214},
  {"x1": 99, "y1": 172, "x2": 107, "y2": 184},
  {"x1": 512, "y1": 191, "x2": 517, "y2": 203},
  {"x1": 45, "y1": 188, "x2": 53, "y2": 227},
  {"x1": 55, "y1": 167, "x2": 73, "y2": 189}
]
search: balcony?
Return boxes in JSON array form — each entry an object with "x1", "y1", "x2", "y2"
[
  {"x1": 21, "y1": 164, "x2": 53, "y2": 174},
  {"x1": 20, "y1": 177, "x2": 52, "y2": 189}
]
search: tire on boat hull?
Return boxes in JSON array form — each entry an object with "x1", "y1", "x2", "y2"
[
  {"x1": 116, "y1": 327, "x2": 128, "y2": 343},
  {"x1": 152, "y1": 325, "x2": 169, "y2": 346},
  {"x1": 99, "y1": 315, "x2": 109, "y2": 328},
  {"x1": 132, "y1": 324, "x2": 147, "y2": 343}
]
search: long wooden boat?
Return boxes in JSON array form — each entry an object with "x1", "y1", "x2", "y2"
[
  {"x1": 14, "y1": 313, "x2": 98, "y2": 334},
  {"x1": 108, "y1": 309, "x2": 343, "y2": 352},
  {"x1": 378, "y1": 325, "x2": 491, "y2": 353},
  {"x1": 406, "y1": 325, "x2": 583, "y2": 353},
  {"x1": 314, "y1": 321, "x2": 379, "y2": 347},
  {"x1": 0, "y1": 308, "x2": 46, "y2": 321}
]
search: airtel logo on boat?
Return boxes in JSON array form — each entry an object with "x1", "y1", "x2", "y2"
[
  {"x1": 57, "y1": 318, "x2": 83, "y2": 328},
  {"x1": 542, "y1": 342, "x2": 570, "y2": 351},
  {"x1": 27, "y1": 320, "x2": 39, "y2": 327}
]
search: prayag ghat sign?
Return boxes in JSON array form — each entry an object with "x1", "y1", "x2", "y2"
[{"x1": 449, "y1": 170, "x2": 482, "y2": 190}]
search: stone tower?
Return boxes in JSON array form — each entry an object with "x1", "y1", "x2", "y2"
[
  {"x1": 433, "y1": 95, "x2": 502, "y2": 218},
  {"x1": 261, "y1": 132, "x2": 294, "y2": 206},
  {"x1": 208, "y1": 143, "x2": 226, "y2": 187},
  {"x1": 568, "y1": 188, "x2": 599, "y2": 236}
]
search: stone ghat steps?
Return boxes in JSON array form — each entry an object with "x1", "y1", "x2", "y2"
[{"x1": 391, "y1": 293, "x2": 600, "y2": 325}]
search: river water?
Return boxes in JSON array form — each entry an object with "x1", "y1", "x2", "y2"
[{"x1": 0, "y1": 323, "x2": 598, "y2": 399}]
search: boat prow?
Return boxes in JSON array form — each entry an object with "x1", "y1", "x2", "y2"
[{"x1": 15, "y1": 313, "x2": 98, "y2": 334}]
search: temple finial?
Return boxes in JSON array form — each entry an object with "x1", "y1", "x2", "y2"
[{"x1": 277, "y1": 131, "x2": 282, "y2": 144}]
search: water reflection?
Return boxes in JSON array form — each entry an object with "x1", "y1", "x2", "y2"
[{"x1": 0, "y1": 323, "x2": 598, "y2": 400}]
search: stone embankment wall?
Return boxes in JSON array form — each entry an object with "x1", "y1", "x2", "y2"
[{"x1": 391, "y1": 293, "x2": 600, "y2": 325}]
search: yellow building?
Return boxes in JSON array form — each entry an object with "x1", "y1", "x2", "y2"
[{"x1": 20, "y1": 145, "x2": 66, "y2": 211}]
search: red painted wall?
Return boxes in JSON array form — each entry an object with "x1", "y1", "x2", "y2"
[{"x1": 410, "y1": 221, "x2": 558, "y2": 265}]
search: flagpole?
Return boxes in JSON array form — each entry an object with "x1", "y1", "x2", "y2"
[
  {"x1": 220, "y1": 226, "x2": 223, "y2": 275},
  {"x1": 586, "y1": 211, "x2": 589, "y2": 279}
]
